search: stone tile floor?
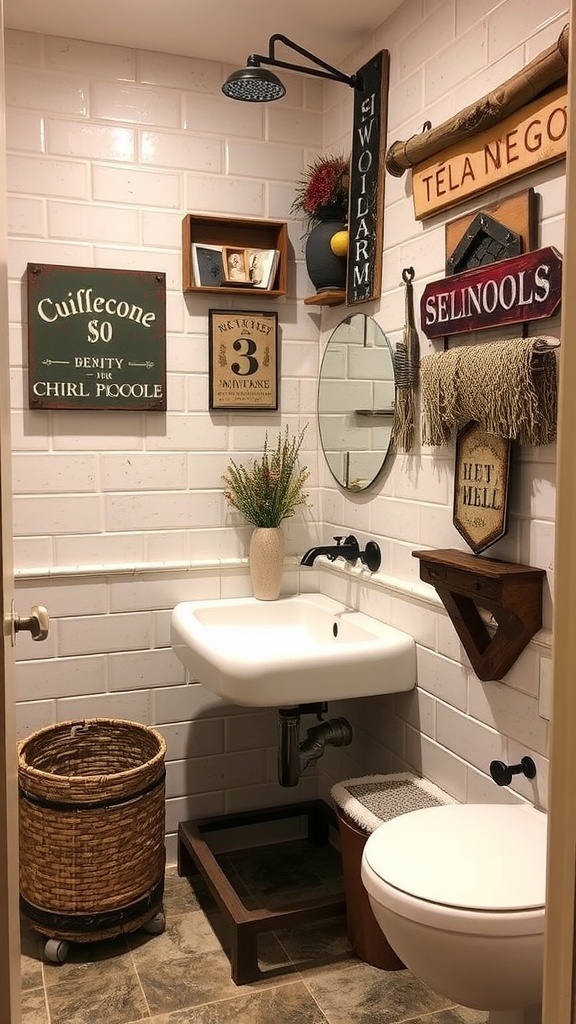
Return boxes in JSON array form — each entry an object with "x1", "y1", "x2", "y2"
[{"x1": 20, "y1": 839, "x2": 487, "y2": 1024}]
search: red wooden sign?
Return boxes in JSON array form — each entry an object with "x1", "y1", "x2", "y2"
[{"x1": 420, "y1": 246, "x2": 562, "y2": 339}]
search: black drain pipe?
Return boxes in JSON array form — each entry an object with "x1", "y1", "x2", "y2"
[
  {"x1": 277, "y1": 703, "x2": 353, "y2": 787},
  {"x1": 278, "y1": 707, "x2": 302, "y2": 787}
]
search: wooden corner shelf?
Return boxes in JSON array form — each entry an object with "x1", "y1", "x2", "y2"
[
  {"x1": 304, "y1": 290, "x2": 346, "y2": 307},
  {"x1": 412, "y1": 548, "x2": 545, "y2": 682},
  {"x1": 182, "y1": 213, "x2": 288, "y2": 297}
]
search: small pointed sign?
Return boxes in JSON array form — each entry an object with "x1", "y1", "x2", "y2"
[{"x1": 453, "y1": 422, "x2": 511, "y2": 555}]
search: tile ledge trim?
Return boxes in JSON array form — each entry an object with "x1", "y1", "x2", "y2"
[
  {"x1": 14, "y1": 554, "x2": 439, "y2": 596},
  {"x1": 14, "y1": 557, "x2": 246, "y2": 580},
  {"x1": 13, "y1": 555, "x2": 551, "y2": 650}
]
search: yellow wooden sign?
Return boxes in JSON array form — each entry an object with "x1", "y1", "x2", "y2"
[{"x1": 413, "y1": 85, "x2": 567, "y2": 220}]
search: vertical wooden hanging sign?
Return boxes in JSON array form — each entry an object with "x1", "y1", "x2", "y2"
[{"x1": 346, "y1": 50, "x2": 390, "y2": 305}]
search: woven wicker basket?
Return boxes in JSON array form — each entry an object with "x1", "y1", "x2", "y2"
[{"x1": 18, "y1": 717, "x2": 166, "y2": 943}]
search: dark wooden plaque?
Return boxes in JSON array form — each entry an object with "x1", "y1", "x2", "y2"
[
  {"x1": 445, "y1": 188, "x2": 538, "y2": 274},
  {"x1": 27, "y1": 263, "x2": 166, "y2": 411},
  {"x1": 420, "y1": 246, "x2": 562, "y2": 339},
  {"x1": 346, "y1": 50, "x2": 390, "y2": 306},
  {"x1": 446, "y1": 211, "x2": 522, "y2": 275}
]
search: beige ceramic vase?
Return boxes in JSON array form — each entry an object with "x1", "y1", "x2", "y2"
[{"x1": 249, "y1": 527, "x2": 285, "y2": 601}]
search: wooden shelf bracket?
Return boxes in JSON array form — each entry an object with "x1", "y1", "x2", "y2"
[{"x1": 412, "y1": 548, "x2": 545, "y2": 681}]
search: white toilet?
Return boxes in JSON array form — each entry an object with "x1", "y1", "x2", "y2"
[{"x1": 361, "y1": 802, "x2": 547, "y2": 1024}]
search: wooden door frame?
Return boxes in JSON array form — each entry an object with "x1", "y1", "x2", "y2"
[
  {"x1": 0, "y1": 1, "x2": 23, "y2": 1019},
  {"x1": 542, "y1": 11, "x2": 576, "y2": 1023}
]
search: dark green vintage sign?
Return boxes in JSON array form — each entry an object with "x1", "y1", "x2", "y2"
[{"x1": 27, "y1": 264, "x2": 166, "y2": 410}]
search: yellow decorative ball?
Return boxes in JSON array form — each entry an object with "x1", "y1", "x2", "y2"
[{"x1": 330, "y1": 230, "x2": 349, "y2": 257}]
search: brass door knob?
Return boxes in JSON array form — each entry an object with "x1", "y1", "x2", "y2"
[{"x1": 11, "y1": 602, "x2": 49, "y2": 645}]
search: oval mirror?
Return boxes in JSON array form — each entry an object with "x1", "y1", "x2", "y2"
[{"x1": 318, "y1": 314, "x2": 395, "y2": 491}]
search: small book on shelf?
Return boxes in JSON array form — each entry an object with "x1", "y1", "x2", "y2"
[{"x1": 191, "y1": 244, "x2": 225, "y2": 287}]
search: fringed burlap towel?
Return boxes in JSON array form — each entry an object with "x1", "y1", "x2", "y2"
[
  {"x1": 420, "y1": 336, "x2": 558, "y2": 447},
  {"x1": 392, "y1": 268, "x2": 420, "y2": 453},
  {"x1": 330, "y1": 772, "x2": 455, "y2": 834}
]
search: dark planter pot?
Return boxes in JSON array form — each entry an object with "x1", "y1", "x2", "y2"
[{"x1": 305, "y1": 206, "x2": 347, "y2": 293}]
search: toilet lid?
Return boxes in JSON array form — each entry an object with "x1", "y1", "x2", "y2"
[{"x1": 364, "y1": 803, "x2": 547, "y2": 912}]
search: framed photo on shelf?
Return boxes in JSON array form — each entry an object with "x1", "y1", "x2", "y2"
[
  {"x1": 222, "y1": 246, "x2": 251, "y2": 285},
  {"x1": 208, "y1": 309, "x2": 278, "y2": 410},
  {"x1": 222, "y1": 246, "x2": 280, "y2": 288}
]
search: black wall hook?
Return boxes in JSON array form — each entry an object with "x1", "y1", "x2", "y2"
[{"x1": 489, "y1": 756, "x2": 537, "y2": 787}]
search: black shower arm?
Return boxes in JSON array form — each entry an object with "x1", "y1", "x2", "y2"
[{"x1": 246, "y1": 34, "x2": 360, "y2": 89}]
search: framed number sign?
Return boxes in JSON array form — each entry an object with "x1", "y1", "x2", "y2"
[{"x1": 208, "y1": 309, "x2": 278, "y2": 410}]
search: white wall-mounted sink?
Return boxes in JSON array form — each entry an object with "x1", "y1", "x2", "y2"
[{"x1": 171, "y1": 593, "x2": 416, "y2": 707}]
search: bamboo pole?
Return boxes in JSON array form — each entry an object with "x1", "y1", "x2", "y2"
[{"x1": 386, "y1": 24, "x2": 569, "y2": 177}]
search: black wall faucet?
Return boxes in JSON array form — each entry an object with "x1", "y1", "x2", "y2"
[{"x1": 300, "y1": 534, "x2": 381, "y2": 572}]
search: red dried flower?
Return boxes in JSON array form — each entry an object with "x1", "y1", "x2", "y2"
[{"x1": 291, "y1": 154, "x2": 349, "y2": 230}]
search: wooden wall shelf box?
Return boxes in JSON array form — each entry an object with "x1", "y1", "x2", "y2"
[
  {"x1": 182, "y1": 213, "x2": 288, "y2": 297},
  {"x1": 412, "y1": 548, "x2": 545, "y2": 681}
]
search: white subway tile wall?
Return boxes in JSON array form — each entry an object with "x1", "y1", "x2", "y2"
[
  {"x1": 318, "y1": 0, "x2": 563, "y2": 811},
  {"x1": 8, "y1": 0, "x2": 563, "y2": 858}
]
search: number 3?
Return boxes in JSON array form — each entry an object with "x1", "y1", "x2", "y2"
[{"x1": 231, "y1": 337, "x2": 259, "y2": 377}]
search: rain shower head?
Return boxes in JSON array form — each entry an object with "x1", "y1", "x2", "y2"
[
  {"x1": 222, "y1": 59, "x2": 286, "y2": 102},
  {"x1": 221, "y1": 34, "x2": 360, "y2": 103}
]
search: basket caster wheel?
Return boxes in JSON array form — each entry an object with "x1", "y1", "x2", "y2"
[
  {"x1": 142, "y1": 911, "x2": 166, "y2": 935},
  {"x1": 44, "y1": 939, "x2": 69, "y2": 963}
]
